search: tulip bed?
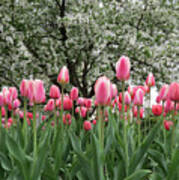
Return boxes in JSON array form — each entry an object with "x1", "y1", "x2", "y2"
[{"x1": 0, "y1": 56, "x2": 179, "y2": 180}]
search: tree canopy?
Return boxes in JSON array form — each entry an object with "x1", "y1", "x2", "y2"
[{"x1": 0, "y1": 0, "x2": 178, "y2": 96}]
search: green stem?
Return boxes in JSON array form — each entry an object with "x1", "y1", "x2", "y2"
[
  {"x1": 23, "y1": 98, "x2": 27, "y2": 137},
  {"x1": 61, "y1": 86, "x2": 64, "y2": 133},
  {"x1": 137, "y1": 106, "x2": 141, "y2": 146},
  {"x1": 149, "y1": 88, "x2": 151, "y2": 130},
  {"x1": 53, "y1": 100, "x2": 57, "y2": 143},
  {"x1": 101, "y1": 106, "x2": 105, "y2": 149},
  {"x1": 33, "y1": 104, "x2": 37, "y2": 158},
  {"x1": 171, "y1": 102, "x2": 176, "y2": 158},
  {"x1": 162, "y1": 102, "x2": 166, "y2": 150},
  {"x1": 122, "y1": 81, "x2": 128, "y2": 175}
]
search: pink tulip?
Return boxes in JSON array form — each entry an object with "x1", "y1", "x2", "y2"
[
  {"x1": 83, "y1": 121, "x2": 92, "y2": 131},
  {"x1": 42, "y1": 115, "x2": 46, "y2": 121},
  {"x1": 94, "y1": 76, "x2": 111, "y2": 106},
  {"x1": 70, "y1": 87, "x2": 78, "y2": 101},
  {"x1": 92, "y1": 120, "x2": 97, "y2": 125},
  {"x1": 20, "y1": 79, "x2": 29, "y2": 97},
  {"x1": 62, "y1": 96, "x2": 73, "y2": 110},
  {"x1": 77, "y1": 97, "x2": 85, "y2": 106},
  {"x1": 159, "y1": 84, "x2": 169, "y2": 101},
  {"x1": 63, "y1": 113, "x2": 72, "y2": 125},
  {"x1": 124, "y1": 92, "x2": 131, "y2": 105},
  {"x1": 164, "y1": 120, "x2": 173, "y2": 131},
  {"x1": 12, "y1": 99, "x2": 21, "y2": 109},
  {"x1": 80, "y1": 106, "x2": 87, "y2": 118},
  {"x1": 84, "y1": 98, "x2": 92, "y2": 109},
  {"x1": 164, "y1": 99, "x2": 174, "y2": 113},
  {"x1": 116, "y1": 56, "x2": 130, "y2": 81},
  {"x1": 0, "y1": 93, "x2": 4, "y2": 106},
  {"x1": 75, "y1": 107, "x2": 80, "y2": 113},
  {"x1": 133, "y1": 89, "x2": 144, "y2": 106},
  {"x1": 28, "y1": 80, "x2": 46, "y2": 104},
  {"x1": 49, "y1": 85, "x2": 60, "y2": 99},
  {"x1": 1, "y1": 107, "x2": 6, "y2": 117},
  {"x1": 152, "y1": 104, "x2": 163, "y2": 116},
  {"x1": 111, "y1": 84, "x2": 118, "y2": 98},
  {"x1": 145, "y1": 73, "x2": 155, "y2": 87},
  {"x1": 168, "y1": 82, "x2": 179, "y2": 102},
  {"x1": 156, "y1": 95, "x2": 161, "y2": 104},
  {"x1": 44, "y1": 99, "x2": 55, "y2": 111},
  {"x1": 9, "y1": 87, "x2": 18, "y2": 100},
  {"x1": 133, "y1": 106, "x2": 144, "y2": 119},
  {"x1": 57, "y1": 66, "x2": 69, "y2": 85}
]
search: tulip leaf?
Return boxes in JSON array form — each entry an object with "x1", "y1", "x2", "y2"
[
  {"x1": 167, "y1": 149, "x2": 179, "y2": 180},
  {"x1": 124, "y1": 169, "x2": 151, "y2": 180},
  {"x1": 0, "y1": 152, "x2": 12, "y2": 171},
  {"x1": 128, "y1": 119, "x2": 162, "y2": 174}
]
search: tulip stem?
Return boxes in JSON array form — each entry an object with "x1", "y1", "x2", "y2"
[
  {"x1": 149, "y1": 88, "x2": 151, "y2": 130},
  {"x1": 162, "y1": 102, "x2": 166, "y2": 151},
  {"x1": 101, "y1": 106, "x2": 105, "y2": 149},
  {"x1": 53, "y1": 100, "x2": 57, "y2": 143},
  {"x1": 61, "y1": 86, "x2": 64, "y2": 133},
  {"x1": 137, "y1": 106, "x2": 141, "y2": 146},
  {"x1": 23, "y1": 98, "x2": 27, "y2": 137},
  {"x1": 171, "y1": 102, "x2": 176, "y2": 158},
  {"x1": 122, "y1": 81, "x2": 128, "y2": 175},
  {"x1": 33, "y1": 104, "x2": 37, "y2": 158}
]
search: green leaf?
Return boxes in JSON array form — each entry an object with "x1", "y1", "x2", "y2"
[
  {"x1": 124, "y1": 169, "x2": 151, "y2": 180},
  {"x1": 167, "y1": 149, "x2": 179, "y2": 180},
  {"x1": 128, "y1": 119, "x2": 162, "y2": 174},
  {"x1": 148, "y1": 149, "x2": 167, "y2": 175},
  {"x1": 0, "y1": 152, "x2": 12, "y2": 171}
]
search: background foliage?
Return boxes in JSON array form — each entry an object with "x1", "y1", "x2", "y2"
[{"x1": 0, "y1": 0, "x2": 178, "y2": 96}]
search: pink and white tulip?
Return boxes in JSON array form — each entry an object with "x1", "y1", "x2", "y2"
[{"x1": 57, "y1": 66, "x2": 69, "y2": 85}]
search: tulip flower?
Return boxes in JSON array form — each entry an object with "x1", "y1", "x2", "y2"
[
  {"x1": 49, "y1": 85, "x2": 60, "y2": 99},
  {"x1": 94, "y1": 76, "x2": 111, "y2": 106},
  {"x1": 80, "y1": 106, "x2": 87, "y2": 118},
  {"x1": 111, "y1": 84, "x2": 118, "y2": 98},
  {"x1": 57, "y1": 66, "x2": 69, "y2": 85},
  {"x1": 116, "y1": 56, "x2": 130, "y2": 81},
  {"x1": 62, "y1": 96, "x2": 73, "y2": 110},
  {"x1": 63, "y1": 113, "x2": 72, "y2": 125},
  {"x1": 83, "y1": 121, "x2": 92, "y2": 131},
  {"x1": 133, "y1": 106, "x2": 144, "y2": 119},
  {"x1": 158, "y1": 84, "x2": 169, "y2": 101},
  {"x1": 44, "y1": 99, "x2": 55, "y2": 112},
  {"x1": 20, "y1": 79, "x2": 29, "y2": 97},
  {"x1": 133, "y1": 89, "x2": 144, "y2": 106},
  {"x1": 124, "y1": 92, "x2": 131, "y2": 105},
  {"x1": 152, "y1": 104, "x2": 163, "y2": 116},
  {"x1": 164, "y1": 120, "x2": 173, "y2": 131},
  {"x1": 0, "y1": 93, "x2": 4, "y2": 107},
  {"x1": 168, "y1": 82, "x2": 179, "y2": 102},
  {"x1": 145, "y1": 73, "x2": 155, "y2": 87},
  {"x1": 70, "y1": 87, "x2": 79, "y2": 101},
  {"x1": 77, "y1": 97, "x2": 85, "y2": 106},
  {"x1": 12, "y1": 99, "x2": 21, "y2": 109},
  {"x1": 84, "y1": 98, "x2": 92, "y2": 109}
]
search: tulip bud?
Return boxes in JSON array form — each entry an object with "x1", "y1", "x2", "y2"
[
  {"x1": 124, "y1": 92, "x2": 131, "y2": 105},
  {"x1": 57, "y1": 66, "x2": 69, "y2": 85},
  {"x1": 133, "y1": 89, "x2": 144, "y2": 106},
  {"x1": 20, "y1": 79, "x2": 29, "y2": 97},
  {"x1": 83, "y1": 121, "x2": 92, "y2": 131},
  {"x1": 44, "y1": 99, "x2": 55, "y2": 111},
  {"x1": 94, "y1": 76, "x2": 111, "y2": 106},
  {"x1": 158, "y1": 84, "x2": 169, "y2": 102},
  {"x1": 70, "y1": 87, "x2": 79, "y2": 101},
  {"x1": 164, "y1": 120, "x2": 173, "y2": 131},
  {"x1": 152, "y1": 104, "x2": 163, "y2": 116},
  {"x1": 49, "y1": 85, "x2": 60, "y2": 99},
  {"x1": 116, "y1": 56, "x2": 130, "y2": 81},
  {"x1": 168, "y1": 82, "x2": 179, "y2": 102},
  {"x1": 145, "y1": 73, "x2": 155, "y2": 87},
  {"x1": 80, "y1": 106, "x2": 87, "y2": 118}
]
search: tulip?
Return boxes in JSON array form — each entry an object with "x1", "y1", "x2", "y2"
[
  {"x1": 94, "y1": 76, "x2": 111, "y2": 106},
  {"x1": 164, "y1": 99, "x2": 174, "y2": 113},
  {"x1": 145, "y1": 73, "x2": 155, "y2": 87},
  {"x1": 0, "y1": 93, "x2": 4, "y2": 107},
  {"x1": 116, "y1": 56, "x2": 130, "y2": 81},
  {"x1": 156, "y1": 95, "x2": 161, "y2": 104},
  {"x1": 111, "y1": 84, "x2": 118, "y2": 99},
  {"x1": 92, "y1": 120, "x2": 97, "y2": 125},
  {"x1": 44, "y1": 99, "x2": 55, "y2": 112},
  {"x1": 168, "y1": 82, "x2": 179, "y2": 103},
  {"x1": 62, "y1": 96, "x2": 73, "y2": 110},
  {"x1": 83, "y1": 121, "x2": 92, "y2": 131},
  {"x1": 70, "y1": 87, "x2": 79, "y2": 101},
  {"x1": 80, "y1": 106, "x2": 87, "y2": 118},
  {"x1": 133, "y1": 106, "x2": 144, "y2": 119},
  {"x1": 57, "y1": 66, "x2": 69, "y2": 85},
  {"x1": 158, "y1": 84, "x2": 169, "y2": 101},
  {"x1": 20, "y1": 79, "x2": 29, "y2": 97},
  {"x1": 77, "y1": 97, "x2": 85, "y2": 106},
  {"x1": 124, "y1": 92, "x2": 131, "y2": 105},
  {"x1": 9, "y1": 87, "x2": 18, "y2": 100},
  {"x1": 49, "y1": 85, "x2": 60, "y2": 99},
  {"x1": 152, "y1": 104, "x2": 163, "y2": 116},
  {"x1": 63, "y1": 113, "x2": 72, "y2": 125},
  {"x1": 133, "y1": 89, "x2": 144, "y2": 106},
  {"x1": 84, "y1": 98, "x2": 92, "y2": 109},
  {"x1": 164, "y1": 120, "x2": 173, "y2": 131},
  {"x1": 12, "y1": 99, "x2": 21, "y2": 109}
]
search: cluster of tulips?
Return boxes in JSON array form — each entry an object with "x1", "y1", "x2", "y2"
[{"x1": 0, "y1": 56, "x2": 179, "y2": 180}]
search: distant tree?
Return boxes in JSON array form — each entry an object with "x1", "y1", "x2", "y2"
[{"x1": 0, "y1": 0, "x2": 178, "y2": 96}]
